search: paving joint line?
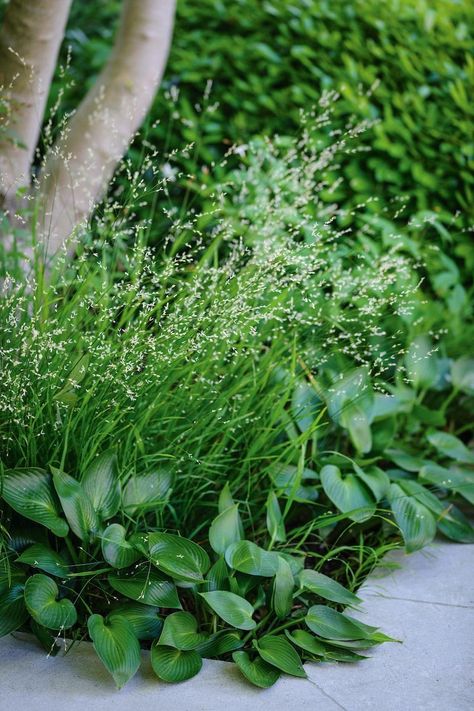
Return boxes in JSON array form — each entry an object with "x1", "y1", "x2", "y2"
[
  {"x1": 361, "y1": 593, "x2": 474, "y2": 609},
  {"x1": 305, "y1": 675, "x2": 350, "y2": 711}
]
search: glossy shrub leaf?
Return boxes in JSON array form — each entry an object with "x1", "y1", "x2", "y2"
[
  {"x1": 199, "y1": 591, "x2": 256, "y2": 630},
  {"x1": 82, "y1": 451, "x2": 120, "y2": 520},
  {"x1": 109, "y1": 603, "x2": 162, "y2": 640},
  {"x1": 151, "y1": 644, "x2": 202, "y2": 683},
  {"x1": 388, "y1": 483, "x2": 437, "y2": 552},
  {"x1": 88, "y1": 613, "x2": 141, "y2": 689},
  {"x1": 427, "y1": 431, "x2": 474, "y2": 464},
  {"x1": 197, "y1": 630, "x2": 243, "y2": 658},
  {"x1": 299, "y1": 569, "x2": 361, "y2": 606},
  {"x1": 159, "y1": 611, "x2": 207, "y2": 650},
  {"x1": 272, "y1": 557, "x2": 294, "y2": 619},
  {"x1": 305, "y1": 605, "x2": 387, "y2": 641},
  {"x1": 0, "y1": 584, "x2": 29, "y2": 637},
  {"x1": 101, "y1": 524, "x2": 141, "y2": 569},
  {"x1": 148, "y1": 532, "x2": 210, "y2": 583},
  {"x1": 405, "y1": 336, "x2": 438, "y2": 389},
  {"x1": 1, "y1": 468, "x2": 68, "y2": 537},
  {"x1": 17, "y1": 544, "x2": 69, "y2": 578},
  {"x1": 24, "y1": 574, "x2": 77, "y2": 630},
  {"x1": 225, "y1": 540, "x2": 279, "y2": 577},
  {"x1": 451, "y1": 356, "x2": 474, "y2": 395},
  {"x1": 353, "y1": 464, "x2": 390, "y2": 502},
  {"x1": 255, "y1": 635, "x2": 306, "y2": 678},
  {"x1": 52, "y1": 467, "x2": 99, "y2": 542},
  {"x1": 320, "y1": 465, "x2": 375, "y2": 522},
  {"x1": 232, "y1": 651, "x2": 280, "y2": 688},
  {"x1": 209, "y1": 504, "x2": 242, "y2": 555},
  {"x1": 108, "y1": 569, "x2": 181, "y2": 608},
  {"x1": 122, "y1": 470, "x2": 172, "y2": 515},
  {"x1": 266, "y1": 491, "x2": 286, "y2": 543}
]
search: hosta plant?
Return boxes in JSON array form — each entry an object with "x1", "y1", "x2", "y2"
[{"x1": 0, "y1": 458, "x2": 395, "y2": 689}]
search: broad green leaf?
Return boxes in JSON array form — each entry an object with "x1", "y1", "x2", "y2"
[
  {"x1": 385, "y1": 448, "x2": 426, "y2": 472},
  {"x1": 299, "y1": 569, "x2": 361, "y2": 606},
  {"x1": 451, "y1": 356, "x2": 474, "y2": 395},
  {"x1": 225, "y1": 540, "x2": 279, "y2": 577},
  {"x1": 0, "y1": 559, "x2": 25, "y2": 595},
  {"x1": 291, "y1": 381, "x2": 321, "y2": 433},
  {"x1": 272, "y1": 557, "x2": 294, "y2": 619},
  {"x1": 108, "y1": 569, "x2": 181, "y2": 608},
  {"x1": 101, "y1": 524, "x2": 141, "y2": 569},
  {"x1": 148, "y1": 532, "x2": 210, "y2": 583},
  {"x1": 0, "y1": 584, "x2": 29, "y2": 637},
  {"x1": 320, "y1": 465, "x2": 375, "y2": 522},
  {"x1": 232, "y1": 651, "x2": 280, "y2": 688},
  {"x1": 305, "y1": 605, "x2": 388, "y2": 642},
  {"x1": 419, "y1": 463, "x2": 474, "y2": 505},
  {"x1": 405, "y1": 336, "x2": 437, "y2": 389},
  {"x1": 151, "y1": 644, "x2": 202, "y2": 682},
  {"x1": 388, "y1": 483, "x2": 437, "y2": 552},
  {"x1": 24, "y1": 574, "x2": 77, "y2": 630},
  {"x1": 52, "y1": 467, "x2": 99, "y2": 542},
  {"x1": 270, "y1": 463, "x2": 318, "y2": 502},
  {"x1": 197, "y1": 630, "x2": 243, "y2": 658},
  {"x1": 159, "y1": 612, "x2": 207, "y2": 650},
  {"x1": 204, "y1": 556, "x2": 229, "y2": 593},
  {"x1": 437, "y1": 505, "x2": 474, "y2": 543},
  {"x1": 122, "y1": 470, "x2": 172, "y2": 515},
  {"x1": 255, "y1": 635, "x2": 306, "y2": 677},
  {"x1": 353, "y1": 464, "x2": 390, "y2": 502},
  {"x1": 82, "y1": 451, "x2": 120, "y2": 520},
  {"x1": 218, "y1": 482, "x2": 236, "y2": 515},
  {"x1": 340, "y1": 404, "x2": 372, "y2": 453},
  {"x1": 54, "y1": 353, "x2": 89, "y2": 406},
  {"x1": 427, "y1": 431, "x2": 474, "y2": 464},
  {"x1": 326, "y1": 368, "x2": 374, "y2": 424},
  {"x1": 88, "y1": 613, "x2": 141, "y2": 689},
  {"x1": 17, "y1": 544, "x2": 69, "y2": 577},
  {"x1": 1, "y1": 468, "x2": 68, "y2": 537},
  {"x1": 30, "y1": 619, "x2": 60, "y2": 655},
  {"x1": 209, "y1": 504, "x2": 242, "y2": 555},
  {"x1": 266, "y1": 491, "x2": 286, "y2": 543},
  {"x1": 286, "y1": 630, "x2": 368, "y2": 662},
  {"x1": 109, "y1": 603, "x2": 162, "y2": 640},
  {"x1": 199, "y1": 591, "x2": 256, "y2": 630}
]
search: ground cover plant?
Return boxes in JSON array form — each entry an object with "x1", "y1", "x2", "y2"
[{"x1": 0, "y1": 0, "x2": 473, "y2": 694}]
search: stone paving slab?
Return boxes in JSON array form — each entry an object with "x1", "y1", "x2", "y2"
[{"x1": 0, "y1": 541, "x2": 473, "y2": 711}]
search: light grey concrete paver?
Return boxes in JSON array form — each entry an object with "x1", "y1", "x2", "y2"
[{"x1": 1, "y1": 541, "x2": 473, "y2": 711}]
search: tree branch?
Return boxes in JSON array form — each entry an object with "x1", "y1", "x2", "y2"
[{"x1": 38, "y1": 0, "x2": 177, "y2": 256}]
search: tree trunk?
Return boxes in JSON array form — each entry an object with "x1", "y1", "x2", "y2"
[
  {"x1": 38, "y1": 0, "x2": 176, "y2": 257},
  {"x1": 0, "y1": 0, "x2": 72, "y2": 207}
]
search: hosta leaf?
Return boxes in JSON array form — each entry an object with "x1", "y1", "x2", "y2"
[
  {"x1": 266, "y1": 491, "x2": 286, "y2": 543},
  {"x1": 218, "y1": 482, "x2": 236, "y2": 514},
  {"x1": 1, "y1": 468, "x2": 68, "y2": 537},
  {"x1": 299, "y1": 569, "x2": 361, "y2": 606},
  {"x1": 159, "y1": 611, "x2": 207, "y2": 650},
  {"x1": 291, "y1": 381, "x2": 321, "y2": 433},
  {"x1": 270, "y1": 463, "x2": 319, "y2": 502},
  {"x1": 108, "y1": 569, "x2": 181, "y2": 608},
  {"x1": 151, "y1": 644, "x2": 202, "y2": 682},
  {"x1": 0, "y1": 584, "x2": 29, "y2": 637},
  {"x1": 82, "y1": 451, "x2": 120, "y2": 520},
  {"x1": 52, "y1": 467, "x2": 99, "y2": 542},
  {"x1": 437, "y1": 505, "x2": 474, "y2": 543},
  {"x1": 340, "y1": 404, "x2": 372, "y2": 453},
  {"x1": 286, "y1": 630, "x2": 368, "y2": 662},
  {"x1": 320, "y1": 465, "x2": 375, "y2": 522},
  {"x1": 24, "y1": 574, "x2": 77, "y2": 630},
  {"x1": 419, "y1": 463, "x2": 474, "y2": 505},
  {"x1": 17, "y1": 544, "x2": 69, "y2": 578},
  {"x1": 255, "y1": 635, "x2": 306, "y2": 678},
  {"x1": 88, "y1": 613, "x2": 141, "y2": 689},
  {"x1": 148, "y1": 532, "x2": 210, "y2": 583},
  {"x1": 197, "y1": 630, "x2": 243, "y2": 658},
  {"x1": 101, "y1": 524, "x2": 141, "y2": 569},
  {"x1": 353, "y1": 464, "x2": 390, "y2": 502},
  {"x1": 122, "y1": 470, "x2": 172, "y2": 515},
  {"x1": 305, "y1": 605, "x2": 387, "y2": 641},
  {"x1": 0, "y1": 559, "x2": 26, "y2": 595},
  {"x1": 451, "y1": 356, "x2": 474, "y2": 395},
  {"x1": 199, "y1": 591, "x2": 256, "y2": 630},
  {"x1": 405, "y1": 336, "x2": 438, "y2": 389},
  {"x1": 204, "y1": 556, "x2": 229, "y2": 593},
  {"x1": 427, "y1": 431, "x2": 474, "y2": 464},
  {"x1": 232, "y1": 651, "x2": 280, "y2": 688},
  {"x1": 109, "y1": 603, "x2": 162, "y2": 640},
  {"x1": 272, "y1": 557, "x2": 294, "y2": 619},
  {"x1": 385, "y1": 448, "x2": 426, "y2": 472},
  {"x1": 225, "y1": 540, "x2": 279, "y2": 577},
  {"x1": 209, "y1": 505, "x2": 242, "y2": 555},
  {"x1": 326, "y1": 368, "x2": 374, "y2": 423},
  {"x1": 30, "y1": 619, "x2": 60, "y2": 655},
  {"x1": 388, "y1": 483, "x2": 437, "y2": 552}
]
